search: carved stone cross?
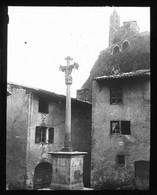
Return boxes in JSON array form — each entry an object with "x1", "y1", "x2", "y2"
[
  {"x1": 59, "y1": 56, "x2": 79, "y2": 151},
  {"x1": 59, "y1": 56, "x2": 79, "y2": 85}
]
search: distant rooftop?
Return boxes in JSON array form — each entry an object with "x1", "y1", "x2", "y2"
[
  {"x1": 94, "y1": 69, "x2": 150, "y2": 81},
  {"x1": 7, "y1": 82, "x2": 91, "y2": 105}
]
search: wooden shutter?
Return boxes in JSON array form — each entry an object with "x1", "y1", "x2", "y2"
[
  {"x1": 48, "y1": 128, "x2": 54, "y2": 144},
  {"x1": 121, "y1": 121, "x2": 131, "y2": 135},
  {"x1": 35, "y1": 126, "x2": 41, "y2": 143}
]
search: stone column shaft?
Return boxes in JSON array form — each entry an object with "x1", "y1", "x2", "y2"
[{"x1": 64, "y1": 84, "x2": 72, "y2": 151}]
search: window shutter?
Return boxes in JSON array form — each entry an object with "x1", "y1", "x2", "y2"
[
  {"x1": 121, "y1": 121, "x2": 131, "y2": 135},
  {"x1": 48, "y1": 128, "x2": 54, "y2": 144},
  {"x1": 35, "y1": 126, "x2": 41, "y2": 143}
]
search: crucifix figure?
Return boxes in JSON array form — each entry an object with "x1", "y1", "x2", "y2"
[{"x1": 59, "y1": 56, "x2": 79, "y2": 151}]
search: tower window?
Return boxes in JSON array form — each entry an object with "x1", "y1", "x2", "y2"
[
  {"x1": 116, "y1": 155, "x2": 125, "y2": 166},
  {"x1": 112, "y1": 45, "x2": 120, "y2": 55},
  {"x1": 122, "y1": 40, "x2": 129, "y2": 51}
]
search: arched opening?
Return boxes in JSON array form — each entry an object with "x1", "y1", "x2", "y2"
[
  {"x1": 112, "y1": 45, "x2": 119, "y2": 55},
  {"x1": 122, "y1": 40, "x2": 129, "y2": 51},
  {"x1": 33, "y1": 162, "x2": 52, "y2": 190},
  {"x1": 134, "y1": 160, "x2": 149, "y2": 190}
]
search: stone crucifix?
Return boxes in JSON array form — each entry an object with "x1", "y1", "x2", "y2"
[{"x1": 59, "y1": 56, "x2": 79, "y2": 151}]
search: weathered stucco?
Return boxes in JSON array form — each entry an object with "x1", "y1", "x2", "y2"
[
  {"x1": 7, "y1": 86, "x2": 29, "y2": 189},
  {"x1": 91, "y1": 77, "x2": 150, "y2": 189},
  {"x1": 7, "y1": 83, "x2": 92, "y2": 189}
]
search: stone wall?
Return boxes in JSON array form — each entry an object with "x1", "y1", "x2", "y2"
[
  {"x1": 26, "y1": 92, "x2": 92, "y2": 189},
  {"x1": 91, "y1": 77, "x2": 150, "y2": 189},
  {"x1": 7, "y1": 84, "x2": 92, "y2": 189},
  {"x1": 26, "y1": 93, "x2": 66, "y2": 189},
  {"x1": 7, "y1": 85, "x2": 29, "y2": 189}
]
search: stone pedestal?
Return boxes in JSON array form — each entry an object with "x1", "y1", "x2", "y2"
[{"x1": 49, "y1": 151, "x2": 87, "y2": 190}]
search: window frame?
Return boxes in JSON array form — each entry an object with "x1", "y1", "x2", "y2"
[
  {"x1": 38, "y1": 96, "x2": 49, "y2": 114},
  {"x1": 110, "y1": 121, "x2": 121, "y2": 135},
  {"x1": 110, "y1": 120, "x2": 131, "y2": 135},
  {"x1": 110, "y1": 86, "x2": 123, "y2": 105},
  {"x1": 35, "y1": 126, "x2": 54, "y2": 144}
]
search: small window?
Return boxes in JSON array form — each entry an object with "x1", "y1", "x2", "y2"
[
  {"x1": 35, "y1": 126, "x2": 47, "y2": 143},
  {"x1": 121, "y1": 121, "x2": 131, "y2": 135},
  {"x1": 122, "y1": 41, "x2": 129, "y2": 51},
  {"x1": 110, "y1": 121, "x2": 120, "y2": 135},
  {"x1": 48, "y1": 128, "x2": 54, "y2": 144},
  {"x1": 110, "y1": 86, "x2": 122, "y2": 104},
  {"x1": 110, "y1": 121, "x2": 131, "y2": 135},
  {"x1": 116, "y1": 155, "x2": 125, "y2": 166},
  {"x1": 112, "y1": 46, "x2": 119, "y2": 55},
  {"x1": 39, "y1": 96, "x2": 48, "y2": 113},
  {"x1": 35, "y1": 126, "x2": 54, "y2": 144}
]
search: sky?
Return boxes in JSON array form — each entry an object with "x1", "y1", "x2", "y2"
[{"x1": 8, "y1": 6, "x2": 150, "y2": 97}]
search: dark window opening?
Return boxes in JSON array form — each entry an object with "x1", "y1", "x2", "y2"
[
  {"x1": 110, "y1": 86, "x2": 122, "y2": 104},
  {"x1": 110, "y1": 121, "x2": 131, "y2": 135},
  {"x1": 121, "y1": 121, "x2": 131, "y2": 135},
  {"x1": 113, "y1": 46, "x2": 120, "y2": 55},
  {"x1": 122, "y1": 41, "x2": 129, "y2": 51},
  {"x1": 110, "y1": 121, "x2": 120, "y2": 135},
  {"x1": 39, "y1": 96, "x2": 48, "y2": 113},
  {"x1": 117, "y1": 155, "x2": 125, "y2": 166},
  {"x1": 35, "y1": 126, "x2": 47, "y2": 143},
  {"x1": 48, "y1": 128, "x2": 54, "y2": 144}
]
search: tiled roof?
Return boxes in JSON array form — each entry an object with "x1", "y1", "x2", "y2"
[
  {"x1": 94, "y1": 69, "x2": 150, "y2": 81},
  {"x1": 7, "y1": 82, "x2": 91, "y2": 105}
]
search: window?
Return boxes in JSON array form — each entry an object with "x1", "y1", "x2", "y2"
[
  {"x1": 116, "y1": 155, "x2": 125, "y2": 166},
  {"x1": 48, "y1": 128, "x2": 54, "y2": 144},
  {"x1": 110, "y1": 121, "x2": 131, "y2": 135},
  {"x1": 110, "y1": 121, "x2": 120, "y2": 134},
  {"x1": 122, "y1": 40, "x2": 129, "y2": 51},
  {"x1": 112, "y1": 46, "x2": 120, "y2": 55},
  {"x1": 39, "y1": 96, "x2": 48, "y2": 113},
  {"x1": 121, "y1": 121, "x2": 131, "y2": 135},
  {"x1": 110, "y1": 86, "x2": 122, "y2": 104},
  {"x1": 35, "y1": 126, "x2": 54, "y2": 144}
]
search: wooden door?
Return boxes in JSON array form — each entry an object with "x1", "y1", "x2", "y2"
[{"x1": 134, "y1": 161, "x2": 149, "y2": 190}]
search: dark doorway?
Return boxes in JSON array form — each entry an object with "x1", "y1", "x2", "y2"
[
  {"x1": 134, "y1": 160, "x2": 149, "y2": 190},
  {"x1": 34, "y1": 162, "x2": 52, "y2": 190}
]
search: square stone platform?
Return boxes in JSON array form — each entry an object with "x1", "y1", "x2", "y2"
[{"x1": 49, "y1": 151, "x2": 87, "y2": 190}]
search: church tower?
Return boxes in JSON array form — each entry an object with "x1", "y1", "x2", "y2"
[{"x1": 109, "y1": 10, "x2": 120, "y2": 47}]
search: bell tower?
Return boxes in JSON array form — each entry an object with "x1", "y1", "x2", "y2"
[{"x1": 109, "y1": 9, "x2": 120, "y2": 47}]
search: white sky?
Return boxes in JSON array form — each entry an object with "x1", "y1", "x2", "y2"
[{"x1": 8, "y1": 6, "x2": 150, "y2": 97}]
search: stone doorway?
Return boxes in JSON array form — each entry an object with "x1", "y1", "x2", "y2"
[
  {"x1": 134, "y1": 160, "x2": 149, "y2": 190},
  {"x1": 33, "y1": 162, "x2": 52, "y2": 190}
]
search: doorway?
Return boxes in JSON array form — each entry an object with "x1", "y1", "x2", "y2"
[
  {"x1": 33, "y1": 162, "x2": 52, "y2": 190},
  {"x1": 134, "y1": 160, "x2": 149, "y2": 190}
]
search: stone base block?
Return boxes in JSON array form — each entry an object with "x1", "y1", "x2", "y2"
[
  {"x1": 49, "y1": 151, "x2": 87, "y2": 190},
  {"x1": 50, "y1": 182, "x2": 84, "y2": 190}
]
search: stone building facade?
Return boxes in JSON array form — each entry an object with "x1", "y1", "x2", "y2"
[
  {"x1": 91, "y1": 70, "x2": 150, "y2": 189},
  {"x1": 6, "y1": 82, "x2": 91, "y2": 189},
  {"x1": 77, "y1": 10, "x2": 150, "y2": 190}
]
